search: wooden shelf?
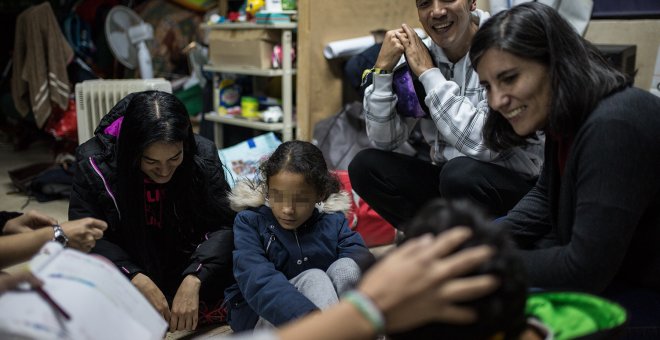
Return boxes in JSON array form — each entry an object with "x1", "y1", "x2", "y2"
[
  {"x1": 205, "y1": 22, "x2": 296, "y2": 148},
  {"x1": 203, "y1": 65, "x2": 296, "y2": 76},
  {"x1": 204, "y1": 112, "x2": 295, "y2": 131},
  {"x1": 202, "y1": 22, "x2": 297, "y2": 30}
]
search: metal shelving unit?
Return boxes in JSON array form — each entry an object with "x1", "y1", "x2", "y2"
[{"x1": 203, "y1": 21, "x2": 296, "y2": 148}]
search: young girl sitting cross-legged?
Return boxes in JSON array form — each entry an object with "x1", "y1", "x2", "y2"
[{"x1": 224, "y1": 140, "x2": 375, "y2": 332}]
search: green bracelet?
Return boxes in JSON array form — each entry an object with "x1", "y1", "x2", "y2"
[{"x1": 342, "y1": 290, "x2": 385, "y2": 335}]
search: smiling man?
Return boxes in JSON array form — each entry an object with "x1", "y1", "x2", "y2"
[{"x1": 349, "y1": 0, "x2": 545, "y2": 229}]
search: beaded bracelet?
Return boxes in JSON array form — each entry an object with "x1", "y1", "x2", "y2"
[{"x1": 342, "y1": 290, "x2": 386, "y2": 335}]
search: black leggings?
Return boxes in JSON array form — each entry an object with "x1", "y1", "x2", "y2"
[{"x1": 348, "y1": 149, "x2": 536, "y2": 229}]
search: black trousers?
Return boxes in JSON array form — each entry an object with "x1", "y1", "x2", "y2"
[{"x1": 348, "y1": 149, "x2": 536, "y2": 229}]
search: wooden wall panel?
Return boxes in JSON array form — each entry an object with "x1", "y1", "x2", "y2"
[{"x1": 585, "y1": 20, "x2": 660, "y2": 90}]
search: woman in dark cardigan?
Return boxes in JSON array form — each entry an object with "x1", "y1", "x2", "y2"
[{"x1": 470, "y1": 2, "x2": 660, "y2": 335}]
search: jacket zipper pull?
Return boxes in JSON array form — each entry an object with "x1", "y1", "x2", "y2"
[
  {"x1": 266, "y1": 234, "x2": 275, "y2": 252},
  {"x1": 293, "y1": 230, "x2": 304, "y2": 265}
]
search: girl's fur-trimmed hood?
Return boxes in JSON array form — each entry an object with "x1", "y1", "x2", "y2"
[{"x1": 229, "y1": 180, "x2": 352, "y2": 216}]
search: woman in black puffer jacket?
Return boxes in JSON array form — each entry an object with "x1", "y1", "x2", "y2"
[{"x1": 69, "y1": 91, "x2": 235, "y2": 332}]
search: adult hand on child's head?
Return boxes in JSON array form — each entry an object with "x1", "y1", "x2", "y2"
[
  {"x1": 170, "y1": 274, "x2": 201, "y2": 332},
  {"x1": 358, "y1": 227, "x2": 499, "y2": 333},
  {"x1": 2, "y1": 210, "x2": 57, "y2": 234},
  {"x1": 61, "y1": 218, "x2": 107, "y2": 252},
  {"x1": 375, "y1": 28, "x2": 407, "y2": 72},
  {"x1": 399, "y1": 23, "x2": 435, "y2": 77},
  {"x1": 132, "y1": 273, "x2": 171, "y2": 322}
]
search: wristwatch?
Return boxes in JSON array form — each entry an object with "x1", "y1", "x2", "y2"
[{"x1": 52, "y1": 224, "x2": 69, "y2": 246}]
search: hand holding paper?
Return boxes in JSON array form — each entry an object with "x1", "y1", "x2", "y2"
[{"x1": 0, "y1": 242, "x2": 168, "y2": 340}]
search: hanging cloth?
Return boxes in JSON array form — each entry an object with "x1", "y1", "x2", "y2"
[{"x1": 11, "y1": 2, "x2": 74, "y2": 128}]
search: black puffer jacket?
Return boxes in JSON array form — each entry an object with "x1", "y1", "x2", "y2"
[{"x1": 69, "y1": 93, "x2": 235, "y2": 300}]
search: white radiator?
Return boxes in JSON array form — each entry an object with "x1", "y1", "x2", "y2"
[{"x1": 75, "y1": 78, "x2": 172, "y2": 144}]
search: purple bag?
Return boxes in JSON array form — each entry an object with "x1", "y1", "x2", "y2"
[{"x1": 392, "y1": 64, "x2": 431, "y2": 118}]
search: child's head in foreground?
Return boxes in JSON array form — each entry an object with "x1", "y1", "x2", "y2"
[{"x1": 391, "y1": 199, "x2": 529, "y2": 340}]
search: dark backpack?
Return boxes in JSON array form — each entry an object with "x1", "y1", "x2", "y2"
[{"x1": 9, "y1": 161, "x2": 75, "y2": 202}]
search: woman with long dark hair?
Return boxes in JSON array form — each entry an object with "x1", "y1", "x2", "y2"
[
  {"x1": 69, "y1": 91, "x2": 235, "y2": 332},
  {"x1": 470, "y1": 2, "x2": 660, "y2": 334}
]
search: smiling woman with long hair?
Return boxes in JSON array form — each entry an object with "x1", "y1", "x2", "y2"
[
  {"x1": 470, "y1": 2, "x2": 660, "y2": 335},
  {"x1": 69, "y1": 91, "x2": 235, "y2": 332}
]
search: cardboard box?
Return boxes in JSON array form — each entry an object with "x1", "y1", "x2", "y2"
[{"x1": 209, "y1": 29, "x2": 280, "y2": 69}]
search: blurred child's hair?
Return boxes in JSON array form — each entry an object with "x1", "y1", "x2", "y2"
[
  {"x1": 258, "y1": 140, "x2": 340, "y2": 201},
  {"x1": 391, "y1": 199, "x2": 529, "y2": 340}
]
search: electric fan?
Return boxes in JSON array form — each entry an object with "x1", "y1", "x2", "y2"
[{"x1": 105, "y1": 5, "x2": 154, "y2": 79}]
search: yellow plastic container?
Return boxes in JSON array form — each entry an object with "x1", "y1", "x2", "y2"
[{"x1": 241, "y1": 96, "x2": 259, "y2": 119}]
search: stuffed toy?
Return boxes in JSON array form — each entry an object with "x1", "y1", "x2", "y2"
[{"x1": 246, "y1": 0, "x2": 264, "y2": 17}]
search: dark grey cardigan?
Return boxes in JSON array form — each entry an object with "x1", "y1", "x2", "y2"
[{"x1": 501, "y1": 87, "x2": 660, "y2": 293}]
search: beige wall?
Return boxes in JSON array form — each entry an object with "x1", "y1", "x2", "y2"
[
  {"x1": 478, "y1": 0, "x2": 490, "y2": 11},
  {"x1": 585, "y1": 20, "x2": 660, "y2": 90}
]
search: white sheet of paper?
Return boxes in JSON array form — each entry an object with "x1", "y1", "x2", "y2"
[{"x1": 0, "y1": 242, "x2": 167, "y2": 340}]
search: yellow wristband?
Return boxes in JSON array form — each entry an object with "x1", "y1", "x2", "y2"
[{"x1": 361, "y1": 67, "x2": 390, "y2": 82}]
